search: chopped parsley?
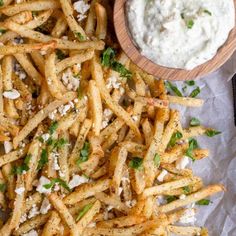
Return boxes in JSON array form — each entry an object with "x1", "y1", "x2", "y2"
[
  {"x1": 49, "y1": 121, "x2": 58, "y2": 135},
  {"x1": 154, "y1": 154, "x2": 161, "y2": 168},
  {"x1": 204, "y1": 9, "x2": 212, "y2": 16},
  {"x1": 190, "y1": 117, "x2": 201, "y2": 127},
  {"x1": 77, "y1": 142, "x2": 90, "y2": 166},
  {"x1": 75, "y1": 32, "x2": 86, "y2": 41},
  {"x1": 187, "y1": 19, "x2": 194, "y2": 29},
  {"x1": 185, "y1": 138, "x2": 198, "y2": 161},
  {"x1": 37, "y1": 149, "x2": 48, "y2": 170},
  {"x1": 205, "y1": 129, "x2": 221, "y2": 137},
  {"x1": 101, "y1": 47, "x2": 132, "y2": 79},
  {"x1": 77, "y1": 86, "x2": 84, "y2": 100},
  {"x1": 56, "y1": 49, "x2": 66, "y2": 60},
  {"x1": 32, "y1": 11, "x2": 38, "y2": 17},
  {"x1": 43, "y1": 178, "x2": 71, "y2": 192},
  {"x1": 0, "y1": 29, "x2": 6, "y2": 34},
  {"x1": 76, "y1": 203, "x2": 93, "y2": 221},
  {"x1": 168, "y1": 131, "x2": 183, "y2": 148},
  {"x1": 166, "y1": 195, "x2": 178, "y2": 203},
  {"x1": 129, "y1": 157, "x2": 143, "y2": 170},
  {"x1": 47, "y1": 138, "x2": 68, "y2": 150},
  {"x1": 182, "y1": 186, "x2": 191, "y2": 194},
  {"x1": 189, "y1": 87, "x2": 200, "y2": 98},
  {"x1": 196, "y1": 199, "x2": 211, "y2": 206},
  {"x1": 165, "y1": 81, "x2": 183, "y2": 97},
  {"x1": 0, "y1": 183, "x2": 6, "y2": 192},
  {"x1": 12, "y1": 154, "x2": 32, "y2": 175},
  {"x1": 0, "y1": 0, "x2": 3, "y2": 7},
  {"x1": 185, "y1": 80, "x2": 195, "y2": 86},
  {"x1": 181, "y1": 13, "x2": 185, "y2": 19}
]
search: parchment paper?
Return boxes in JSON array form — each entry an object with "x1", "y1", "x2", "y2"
[{"x1": 172, "y1": 53, "x2": 236, "y2": 236}]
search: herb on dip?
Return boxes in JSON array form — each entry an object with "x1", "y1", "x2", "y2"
[{"x1": 126, "y1": 0, "x2": 235, "y2": 70}]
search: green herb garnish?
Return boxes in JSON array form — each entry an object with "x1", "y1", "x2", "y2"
[
  {"x1": 101, "y1": 47, "x2": 132, "y2": 79},
  {"x1": 166, "y1": 195, "x2": 178, "y2": 203},
  {"x1": 168, "y1": 131, "x2": 183, "y2": 148},
  {"x1": 187, "y1": 20, "x2": 194, "y2": 29},
  {"x1": 77, "y1": 141, "x2": 90, "y2": 166},
  {"x1": 32, "y1": 11, "x2": 38, "y2": 17},
  {"x1": 75, "y1": 32, "x2": 86, "y2": 41},
  {"x1": 12, "y1": 154, "x2": 32, "y2": 175},
  {"x1": 43, "y1": 178, "x2": 71, "y2": 192},
  {"x1": 129, "y1": 157, "x2": 143, "y2": 170},
  {"x1": 0, "y1": 183, "x2": 6, "y2": 192},
  {"x1": 181, "y1": 13, "x2": 185, "y2": 19},
  {"x1": 76, "y1": 203, "x2": 93, "y2": 221},
  {"x1": 37, "y1": 149, "x2": 48, "y2": 170},
  {"x1": 0, "y1": 29, "x2": 6, "y2": 34},
  {"x1": 49, "y1": 121, "x2": 58, "y2": 135},
  {"x1": 165, "y1": 81, "x2": 183, "y2": 97},
  {"x1": 182, "y1": 186, "x2": 191, "y2": 194},
  {"x1": 205, "y1": 129, "x2": 221, "y2": 137},
  {"x1": 56, "y1": 49, "x2": 66, "y2": 60},
  {"x1": 190, "y1": 117, "x2": 200, "y2": 127},
  {"x1": 185, "y1": 138, "x2": 198, "y2": 161},
  {"x1": 0, "y1": 0, "x2": 3, "y2": 7},
  {"x1": 189, "y1": 87, "x2": 200, "y2": 98},
  {"x1": 196, "y1": 199, "x2": 211, "y2": 205},
  {"x1": 204, "y1": 10, "x2": 212, "y2": 16},
  {"x1": 185, "y1": 80, "x2": 195, "y2": 86},
  {"x1": 154, "y1": 154, "x2": 161, "y2": 168}
]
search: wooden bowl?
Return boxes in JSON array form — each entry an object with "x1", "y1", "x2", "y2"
[{"x1": 114, "y1": 0, "x2": 236, "y2": 80}]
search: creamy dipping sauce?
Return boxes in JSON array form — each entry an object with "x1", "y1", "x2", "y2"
[{"x1": 126, "y1": 0, "x2": 235, "y2": 70}]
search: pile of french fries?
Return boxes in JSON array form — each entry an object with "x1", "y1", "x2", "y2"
[{"x1": 0, "y1": 0, "x2": 224, "y2": 235}]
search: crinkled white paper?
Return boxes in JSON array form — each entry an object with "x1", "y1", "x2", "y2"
[{"x1": 172, "y1": 53, "x2": 236, "y2": 236}]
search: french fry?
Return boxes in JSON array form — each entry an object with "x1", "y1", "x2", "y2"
[
  {"x1": 168, "y1": 95, "x2": 204, "y2": 107},
  {"x1": 64, "y1": 179, "x2": 111, "y2": 205},
  {"x1": 95, "y1": 2, "x2": 107, "y2": 40},
  {"x1": 42, "y1": 211, "x2": 61, "y2": 236},
  {"x1": 158, "y1": 185, "x2": 225, "y2": 213}
]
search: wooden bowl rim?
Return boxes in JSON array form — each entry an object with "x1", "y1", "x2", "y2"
[{"x1": 114, "y1": 0, "x2": 236, "y2": 81}]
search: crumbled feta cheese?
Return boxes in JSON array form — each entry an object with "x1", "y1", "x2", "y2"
[
  {"x1": 157, "y1": 170, "x2": 168, "y2": 182},
  {"x1": 106, "y1": 76, "x2": 121, "y2": 89},
  {"x1": 101, "y1": 109, "x2": 113, "y2": 129},
  {"x1": 4, "y1": 141, "x2": 13, "y2": 154},
  {"x1": 73, "y1": 0, "x2": 90, "y2": 22},
  {"x1": 118, "y1": 187, "x2": 123, "y2": 196},
  {"x1": 121, "y1": 177, "x2": 130, "y2": 183},
  {"x1": 179, "y1": 208, "x2": 196, "y2": 224},
  {"x1": 48, "y1": 110, "x2": 57, "y2": 120},
  {"x1": 61, "y1": 68, "x2": 80, "y2": 91},
  {"x1": 87, "y1": 222, "x2": 96, "y2": 228},
  {"x1": 74, "y1": 98, "x2": 79, "y2": 103},
  {"x1": 176, "y1": 156, "x2": 190, "y2": 170},
  {"x1": 156, "y1": 195, "x2": 166, "y2": 205},
  {"x1": 36, "y1": 176, "x2": 51, "y2": 194},
  {"x1": 41, "y1": 133, "x2": 50, "y2": 142},
  {"x1": 125, "y1": 199, "x2": 137, "y2": 208},
  {"x1": 20, "y1": 213, "x2": 27, "y2": 223},
  {"x1": 40, "y1": 198, "x2": 51, "y2": 214},
  {"x1": 28, "y1": 204, "x2": 39, "y2": 219},
  {"x1": 3, "y1": 89, "x2": 20, "y2": 99},
  {"x1": 22, "y1": 230, "x2": 38, "y2": 236},
  {"x1": 107, "y1": 205, "x2": 113, "y2": 211},
  {"x1": 53, "y1": 183, "x2": 60, "y2": 192},
  {"x1": 68, "y1": 175, "x2": 89, "y2": 189},
  {"x1": 179, "y1": 194, "x2": 186, "y2": 200},
  {"x1": 40, "y1": 50, "x2": 47, "y2": 56},
  {"x1": 15, "y1": 187, "x2": 25, "y2": 195},
  {"x1": 62, "y1": 36, "x2": 68, "y2": 40},
  {"x1": 131, "y1": 115, "x2": 138, "y2": 122}
]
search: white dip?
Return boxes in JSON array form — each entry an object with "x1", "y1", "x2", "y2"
[{"x1": 126, "y1": 0, "x2": 235, "y2": 70}]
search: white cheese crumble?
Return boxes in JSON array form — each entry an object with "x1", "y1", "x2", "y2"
[
  {"x1": 179, "y1": 208, "x2": 196, "y2": 224},
  {"x1": 14, "y1": 63, "x2": 27, "y2": 80},
  {"x1": 28, "y1": 204, "x2": 39, "y2": 219},
  {"x1": 51, "y1": 151, "x2": 60, "y2": 171},
  {"x1": 68, "y1": 175, "x2": 89, "y2": 189},
  {"x1": 3, "y1": 89, "x2": 20, "y2": 99},
  {"x1": 157, "y1": 169, "x2": 168, "y2": 182},
  {"x1": 61, "y1": 68, "x2": 80, "y2": 91},
  {"x1": 40, "y1": 197, "x2": 51, "y2": 214},
  {"x1": 125, "y1": 199, "x2": 137, "y2": 208},
  {"x1": 106, "y1": 76, "x2": 121, "y2": 89},
  {"x1": 101, "y1": 108, "x2": 113, "y2": 129},
  {"x1": 156, "y1": 195, "x2": 166, "y2": 206},
  {"x1": 22, "y1": 230, "x2": 38, "y2": 236},
  {"x1": 179, "y1": 194, "x2": 187, "y2": 200},
  {"x1": 36, "y1": 176, "x2": 51, "y2": 194},
  {"x1": 41, "y1": 133, "x2": 50, "y2": 143},
  {"x1": 176, "y1": 156, "x2": 190, "y2": 170},
  {"x1": 15, "y1": 187, "x2": 25, "y2": 195},
  {"x1": 73, "y1": 0, "x2": 90, "y2": 22},
  {"x1": 20, "y1": 213, "x2": 27, "y2": 223},
  {"x1": 4, "y1": 141, "x2": 13, "y2": 154}
]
